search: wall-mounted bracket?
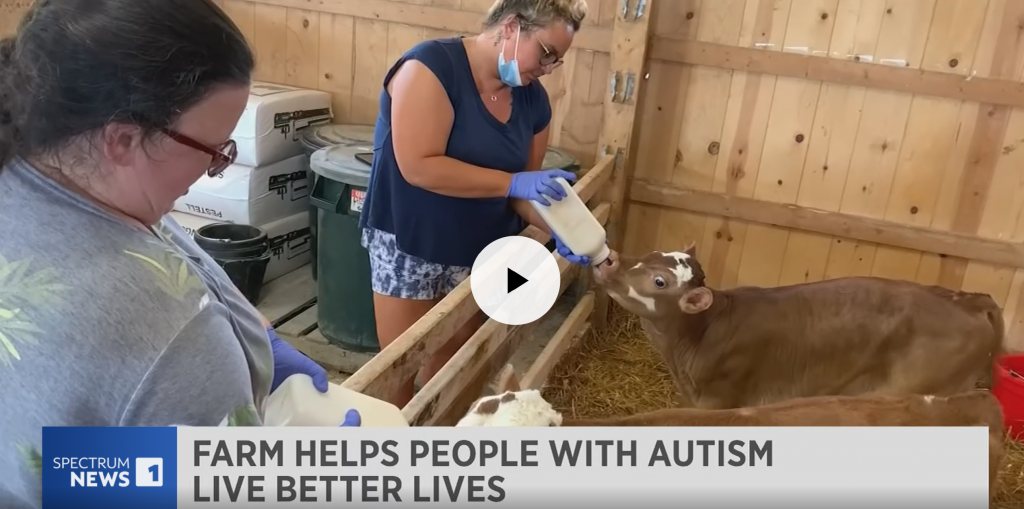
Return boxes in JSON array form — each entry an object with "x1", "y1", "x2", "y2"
[
  {"x1": 610, "y1": 71, "x2": 636, "y2": 104},
  {"x1": 623, "y1": 72, "x2": 636, "y2": 103},
  {"x1": 619, "y1": 0, "x2": 647, "y2": 21}
]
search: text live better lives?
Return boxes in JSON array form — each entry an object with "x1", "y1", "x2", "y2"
[{"x1": 190, "y1": 434, "x2": 771, "y2": 503}]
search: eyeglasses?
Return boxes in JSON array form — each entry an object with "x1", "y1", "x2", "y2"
[
  {"x1": 537, "y1": 39, "x2": 564, "y2": 69},
  {"x1": 160, "y1": 127, "x2": 238, "y2": 178}
]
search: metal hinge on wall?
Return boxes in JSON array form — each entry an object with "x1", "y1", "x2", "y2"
[
  {"x1": 608, "y1": 71, "x2": 637, "y2": 104},
  {"x1": 619, "y1": 0, "x2": 647, "y2": 20},
  {"x1": 600, "y1": 145, "x2": 626, "y2": 169}
]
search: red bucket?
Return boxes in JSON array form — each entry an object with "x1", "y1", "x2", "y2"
[{"x1": 992, "y1": 353, "x2": 1024, "y2": 441}]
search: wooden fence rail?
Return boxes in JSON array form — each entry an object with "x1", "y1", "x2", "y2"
[
  {"x1": 342, "y1": 154, "x2": 615, "y2": 417},
  {"x1": 630, "y1": 178, "x2": 1024, "y2": 270}
]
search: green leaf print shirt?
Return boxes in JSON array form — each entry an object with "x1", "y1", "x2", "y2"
[{"x1": 0, "y1": 157, "x2": 276, "y2": 509}]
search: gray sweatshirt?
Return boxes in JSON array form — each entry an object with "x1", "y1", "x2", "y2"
[{"x1": 0, "y1": 157, "x2": 276, "y2": 508}]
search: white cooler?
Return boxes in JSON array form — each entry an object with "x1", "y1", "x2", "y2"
[
  {"x1": 173, "y1": 154, "x2": 310, "y2": 226},
  {"x1": 232, "y1": 81, "x2": 333, "y2": 167}
]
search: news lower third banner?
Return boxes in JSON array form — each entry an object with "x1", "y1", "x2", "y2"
[{"x1": 42, "y1": 426, "x2": 990, "y2": 508}]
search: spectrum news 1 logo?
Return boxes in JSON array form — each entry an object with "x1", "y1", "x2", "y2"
[{"x1": 42, "y1": 426, "x2": 178, "y2": 509}]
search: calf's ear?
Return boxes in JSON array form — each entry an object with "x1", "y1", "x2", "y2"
[
  {"x1": 678, "y1": 287, "x2": 713, "y2": 314},
  {"x1": 683, "y1": 242, "x2": 697, "y2": 259}
]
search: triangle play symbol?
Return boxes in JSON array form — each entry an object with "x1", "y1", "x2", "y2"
[{"x1": 507, "y1": 268, "x2": 528, "y2": 294}]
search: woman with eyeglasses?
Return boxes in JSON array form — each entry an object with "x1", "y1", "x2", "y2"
[
  {"x1": 0, "y1": 2, "x2": 355, "y2": 506},
  {"x1": 357, "y1": 0, "x2": 592, "y2": 406}
]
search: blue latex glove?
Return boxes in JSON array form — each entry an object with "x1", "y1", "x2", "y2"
[
  {"x1": 507, "y1": 169, "x2": 577, "y2": 206},
  {"x1": 553, "y1": 234, "x2": 609, "y2": 267},
  {"x1": 552, "y1": 233, "x2": 590, "y2": 266},
  {"x1": 339, "y1": 409, "x2": 361, "y2": 427},
  {"x1": 268, "y1": 327, "x2": 329, "y2": 393}
]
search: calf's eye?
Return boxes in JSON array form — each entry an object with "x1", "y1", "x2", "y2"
[{"x1": 654, "y1": 276, "x2": 667, "y2": 288}]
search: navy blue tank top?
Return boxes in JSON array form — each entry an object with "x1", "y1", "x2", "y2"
[{"x1": 357, "y1": 37, "x2": 553, "y2": 268}]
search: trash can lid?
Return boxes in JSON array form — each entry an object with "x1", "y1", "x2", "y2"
[
  {"x1": 310, "y1": 143, "x2": 374, "y2": 188},
  {"x1": 300, "y1": 124, "x2": 375, "y2": 151},
  {"x1": 543, "y1": 147, "x2": 579, "y2": 171}
]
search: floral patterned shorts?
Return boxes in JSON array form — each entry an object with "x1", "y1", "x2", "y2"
[{"x1": 360, "y1": 227, "x2": 471, "y2": 300}]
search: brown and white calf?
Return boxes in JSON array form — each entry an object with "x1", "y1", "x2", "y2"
[
  {"x1": 455, "y1": 389, "x2": 1005, "y2": 494},
  {"x1": 591, "y1": 246, "x2": 1005, "y2": 410}
]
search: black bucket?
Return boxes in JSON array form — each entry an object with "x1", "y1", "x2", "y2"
[{"x1": 194, "y1": 223, "x2": 272, "y2": 305}]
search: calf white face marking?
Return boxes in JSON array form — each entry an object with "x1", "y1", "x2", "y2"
[
  {"x1": 628, "y1": 285, "x2": 656, "y2": 312},
  {"x1": 663, "y1": 251, "x2": 694, "y2": 286},
  {"x1": 456, "y1": 390, "x2": 563, "y2": 427},
  {"x1": 923, "y1": 395, "x2": 935, "y2": 404}
]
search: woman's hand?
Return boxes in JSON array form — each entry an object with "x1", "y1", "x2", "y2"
[
  {"x1": 268, "y1": 327, "x2": 330, "y2": 393},
  {"x1": 507, "y1": 169, "x2": 577, "y2": 206},
  {"x1": 552, "y1": 233, "x2": 593, "y2": 266},
  {"x1": 339, "y1": 409, "x2": 361, "y2": 427}
]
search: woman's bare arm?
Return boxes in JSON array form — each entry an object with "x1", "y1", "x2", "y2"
[
  {"x1": 510, "y1": 125, "x2": 555, "y2": 234},
  {"x1": 389, "y1": 60, "x2": 515, "y2": 198}
]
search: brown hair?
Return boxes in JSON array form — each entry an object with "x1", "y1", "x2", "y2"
[{"x1": 0, "y1": 0, "x2": 254, "y2": 170}]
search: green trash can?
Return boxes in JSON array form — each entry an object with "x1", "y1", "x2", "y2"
[
  {"x1": 540, "y1": 147, "x2": 581, "y2": 252},
  {"x1": 309, "y1": 143, "x2": 380, "y2": 353},
  {"x1": 299, "y1": 124, "x2": 376, "y2": 281}
]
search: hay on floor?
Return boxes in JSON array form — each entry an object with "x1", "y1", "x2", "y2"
[
  {"x1": 541, "y1": 306, "x2": 1024, "y2": 507},
  {"x1": 542, "y1": 306, "x2": 676, "y2": 418},
  {"x1": 997, "y1": 439, "x2": 1024, "y2": 508}
]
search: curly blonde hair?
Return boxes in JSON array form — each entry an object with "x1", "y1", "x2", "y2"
[{"x1": 483, "y1": 0, "x2": 589, "y2": 33}]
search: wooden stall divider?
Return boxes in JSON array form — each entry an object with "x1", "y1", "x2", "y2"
[
  {"x1": 590, "y1": 0, "x2": 656, "y2": 330},
  {"x1": 343, "y1": 155, "x2": 614, "y2": 404},
  {"x1": 404, "y1": 205, "x2": 609, "y2": 426}
]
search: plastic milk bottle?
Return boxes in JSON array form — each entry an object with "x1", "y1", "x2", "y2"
[
  {"x1": 263, "y1": 373, "x2": 410, "y2": 427},
  {"x1": 529, "y1": 176, "x2": 611, "y2": 266}
]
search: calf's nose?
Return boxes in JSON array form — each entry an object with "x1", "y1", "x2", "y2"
[{"x1": 593, "y1": 250, "x2": 620, "y2": 282}]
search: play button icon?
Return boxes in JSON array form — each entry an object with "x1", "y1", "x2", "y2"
[
  {"x1": 507, "y1": 268, "x2": 528, "y2": 293},
  {"x1": 470, "y1": 236, "x2": 561, "y2": 326}
]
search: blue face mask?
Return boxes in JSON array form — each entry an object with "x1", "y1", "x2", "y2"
[{"x1": 497, "y1": 25, "x2": 523, "y2": 87}]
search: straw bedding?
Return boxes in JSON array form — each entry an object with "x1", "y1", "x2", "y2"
[{"x1": 540, "y1": 306, "x2": 1024, "y2": 508}]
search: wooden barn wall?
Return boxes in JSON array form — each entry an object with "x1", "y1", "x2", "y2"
[
  {"x1": 624, "y1": 0, "x2": 1024, "y2": 352},
  {"x1": 0, "y1": 0, "x2": 618, "y2": 167},
  {"x1": 1, "y1": 1, "x2": 30, "y2": 35},
  {"x1": 207, "y1": 0, "x2": 620, "y2": 168},
  {"x1": 7, "y1": 0, "x2": 1024, "y2": 349}
]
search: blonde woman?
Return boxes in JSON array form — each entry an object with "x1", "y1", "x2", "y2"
[{"x1": 357, "y1": 0, "x2": 591, "y2": 405}]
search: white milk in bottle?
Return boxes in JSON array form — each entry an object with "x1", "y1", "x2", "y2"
[
  {"x1": 263, "y1": 373, "x2": 410, "y2": 427},
  {"x1": 529, "y1": 177, "x2": 610, "y2": 266}
]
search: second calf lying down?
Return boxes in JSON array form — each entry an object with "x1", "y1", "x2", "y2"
[
  {"x1": 562, "y1": 391, "x2": 1004, "y2": 429},
  {"x1": 568, "y1": 391, "x2": 1006, "y2": 497},
  {"x1": 457, "y1": 389, "x2": 1005, "y2": 495}
]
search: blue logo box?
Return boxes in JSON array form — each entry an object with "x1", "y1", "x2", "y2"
[{"x1": 42, "y1": 427, "x2": 177, "y2": 509}]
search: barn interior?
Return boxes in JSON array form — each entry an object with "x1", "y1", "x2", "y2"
[{"x1": 4, "y1": 0, "x2": 1024, "y2": 505}]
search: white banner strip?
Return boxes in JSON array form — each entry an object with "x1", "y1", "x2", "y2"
[{"x1": 176, "y1": 426, "x2": 991, "y2": 508}]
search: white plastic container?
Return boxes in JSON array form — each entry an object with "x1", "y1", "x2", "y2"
[
  {"x1": 232, "y1": 82, "x2": 333, "y2": 167},
  {"x1": 263, "y1": 374, "x2": 410, "y2": 427},
  {"x1": 173, "y1": 154, "x2": 310, "y2": 226},
  {"x1": 529, "y1": 177, "x2": 610, "y2": 266}
]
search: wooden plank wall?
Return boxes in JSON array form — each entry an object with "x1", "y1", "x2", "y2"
[
  {"x1": 212, "y1": 0, "x2": 618, "y2": 168},
  {"x1": 8, "y1": 0, "x2": 1024, "y2": 351},
  {"x1": 0, "y1": 0, "x2": 615, "y2": 167},
  {"x1": 0, "y1": 1, "x2": 31, "y2": 35},
  {"x1": 624, "y1": 0, "x2": 1024, "y2": 351}
]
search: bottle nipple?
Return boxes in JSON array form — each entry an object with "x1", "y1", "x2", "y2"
[{"x1": 591, "y1": 244, "x2": 611, "y2": 266}]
